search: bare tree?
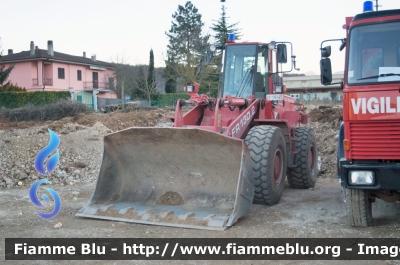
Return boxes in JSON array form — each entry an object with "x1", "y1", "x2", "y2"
[{"x1": 136, "y1": 66, "x2": 157, "y2": 106}]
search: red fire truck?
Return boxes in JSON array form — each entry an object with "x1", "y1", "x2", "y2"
[{"x1": 320, "y1": 1, "x2": 400, "y2": 226}]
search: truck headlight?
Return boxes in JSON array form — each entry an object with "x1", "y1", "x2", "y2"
[{"x1": 348, "y1": 170, "x2": 374, "y2": 185}]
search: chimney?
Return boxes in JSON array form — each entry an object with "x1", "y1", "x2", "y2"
[
  {"x1": 91, "y1": 54, "x2": 96, "y2": 61},
  {"x1": 47, "y1": 40, "x2": 54, "y2": 56},
  {"x1": 83, "y1": 52, "x2": 86, "y2": 58},
  {"x1": 30, "y1": 41, "x2": 34, "y2": 56},
  {"x1": 8, "y1": 49, "x2": 13, "y2": 55}
]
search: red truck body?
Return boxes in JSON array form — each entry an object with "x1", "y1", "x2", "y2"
[{"x1": 321, "y1": 5, "x2": 400, "y2": 226}]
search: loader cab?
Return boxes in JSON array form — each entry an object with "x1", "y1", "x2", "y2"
[
  {"x1": 220, "y1": 44, "x2": 255, "y2": 98},
  {"x1": 220, "y1": 42, "x2": 291, "y2": 99}
]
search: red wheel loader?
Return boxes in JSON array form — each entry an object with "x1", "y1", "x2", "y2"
[
  {"x1": 77, "y1": 35, "x2": 318, "y2": 230},
  {"x1": 320, "y1": 1, "x2": 400, "y2": 226}
]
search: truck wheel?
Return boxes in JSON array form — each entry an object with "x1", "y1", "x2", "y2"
[
  {"x1": 245, "y1": 125, "x2": 287, "y2": 205},
  {"x1": 287, "y1": 127, "x2": 318, "y2": 189},
  {"x1": 345, "y1": 189, "x2": 373, "y2": 226}
]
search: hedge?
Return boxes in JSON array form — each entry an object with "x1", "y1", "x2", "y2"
[
  {"x1": 153, "y1": 93, "x2": 190, "y2": 108},
  {"x1": 0, "y1": 91, "x2": 70, "y2": 109}
]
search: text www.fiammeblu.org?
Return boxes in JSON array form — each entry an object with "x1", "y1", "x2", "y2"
[
  {"x1": 122, "y1": 243, "x2": 400, "y2": 258},
  {"x1": 123, "y1": 243, "x2": 346, "y2": 257}
]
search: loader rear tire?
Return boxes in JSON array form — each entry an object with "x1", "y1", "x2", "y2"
[
  {"x1": 287, "y1": 127, "x2": 318, "y2": 189},
  {"x1": 245, "y1": 126, "x2": 287, "y2": 205},
  {"x1": 345, "y1": 189, "x2": 373, "y2": 226}
]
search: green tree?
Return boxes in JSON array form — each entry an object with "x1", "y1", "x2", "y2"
[
  {"x1": 210, "y1": 5, "x2": 242, "y2": 44},
  {"x1": 0, "y1": 64, "x2": 14, "y2": 88},
  {"x1": 147, "y1": 49, "x2": 156, "y2": 93},
  {"x1": 163, "y1": 56, "x2": 177, "y2": 93},
  {"x1": 0, "y1": 38, "x2": 16, "y2": 88},
  {"x1": 195, "y1": 4, "x2": 242, "y2": 97},
  {"x1": 165, "y1": 1, "x2": 210, "y2": 84}
]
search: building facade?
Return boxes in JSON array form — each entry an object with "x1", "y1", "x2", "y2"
[
  {"x1": 0, "y1": 40, "x2": 117, "y2": 100},
  {"x1": 284, "y1": 74, "x2": 344, "y2": 101}
]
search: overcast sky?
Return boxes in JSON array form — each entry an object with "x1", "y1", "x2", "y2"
[{"x1": 1, "y1": 0, "x2": 399, "y2": 75}]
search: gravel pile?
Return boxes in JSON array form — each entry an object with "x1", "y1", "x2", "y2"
[{"x1": 0, "y1": 122, "x2": 110, "y2": 188}]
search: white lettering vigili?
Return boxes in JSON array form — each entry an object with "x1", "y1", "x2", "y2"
[{"x1": 351, "y1": 97, "x2": 400, "y2": 114}]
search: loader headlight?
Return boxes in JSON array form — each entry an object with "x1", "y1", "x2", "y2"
[
  {"x1": 348, "y1": 170, "x2": 374, "y2": 185},
  {"x1": 186, "y1": 85, "x2": 194, "y2": 92}
]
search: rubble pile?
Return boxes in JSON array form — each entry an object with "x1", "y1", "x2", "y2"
[{"x1": 307, "y1": 105, "x2": 343, "y2": 178}]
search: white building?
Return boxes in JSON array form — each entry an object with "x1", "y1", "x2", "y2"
[{"x1": 284, "y1": 74, "x2": 343, "y2": 101}]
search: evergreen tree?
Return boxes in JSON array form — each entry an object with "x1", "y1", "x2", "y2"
[
  {"x1": 165, "y1": 1, "x2": 209, "y2": 84},
  {"x1": 211, "y1": 5, "x2": 242, "y2": 44},
  {"x1": 205, "y1": 4, "x2": 242, "y2": 95},
  {"x1": 163, "y1": 56, "x2": 177, "y2": 93},
  {"x1": 0, "y1": 64, "x2": 15, "y2": 88},
  {"x1": 147, "y1": 49, "x2": 156, "y2": 90}
]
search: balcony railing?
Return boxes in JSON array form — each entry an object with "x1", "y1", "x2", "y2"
[
  {"x1": 84, "y1": 81, "x2": 110, "y2": 89},
  {"x1": 32, "y1": 78, "x2": 53, "y2": 86},
  {"x1": 43, "y1": 78, "x2": 53, "y2": 86}
]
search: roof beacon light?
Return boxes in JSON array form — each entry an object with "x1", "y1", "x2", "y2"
[
  {"x1": 363, "y1": 1, "x2": 374, "y2": 12},
  {"x1": 228, "y1": 33, "x2": 235, "y2": 42}
]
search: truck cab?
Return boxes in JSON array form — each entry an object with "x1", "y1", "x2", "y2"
[{"x1": 320, "y1": 3, "x2": 400, "y2": 226}]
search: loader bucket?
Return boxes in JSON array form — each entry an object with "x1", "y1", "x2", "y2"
[{"x1": 76, "y1": 127, "x2": 254, "y2": 231}]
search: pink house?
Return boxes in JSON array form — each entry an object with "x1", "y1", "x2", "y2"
[{"x1": 0, "y1": 40, "x2": 117, "y2": 101}]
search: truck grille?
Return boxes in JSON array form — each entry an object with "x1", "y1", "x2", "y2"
[{"x1": 349, "y1": 122, "x2": 400, "y2": 159}]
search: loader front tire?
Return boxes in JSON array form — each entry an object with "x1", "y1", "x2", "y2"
[
  {"x1": 245, "y1": 126, "x2": 287, "y2": 205},
  {"x1": 287, "y1": 127, "x2": 318, "y2": 189},
  {"x1": 345, "y1": 189, "x2": 373, "y2": 226}
]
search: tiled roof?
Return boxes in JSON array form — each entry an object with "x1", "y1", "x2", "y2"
[{"x1": 0, "y1": 49, "x2": 114, "y2": 68}]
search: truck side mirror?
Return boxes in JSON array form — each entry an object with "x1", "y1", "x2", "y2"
[
  {"x1": 277, "y1": 44, "x2": 287, "y2": 63},
  {"x1": 320, "y1": 58, "x2": 332, "y2": 85},
  {"x1": 321, "y1": 46, "x2": 331, "y2": 58}
]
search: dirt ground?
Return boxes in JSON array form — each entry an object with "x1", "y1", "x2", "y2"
[{"x1": 1, "y1": 105, "x2": 399, "y2": 265}]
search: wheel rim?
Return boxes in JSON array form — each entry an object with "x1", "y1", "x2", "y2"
[
  {"x1": 309, "y1": 146, "x2": 315, "y2": 174},
  {"x1": 273, "y1": 149, "x2": 283, "y2": 185}
]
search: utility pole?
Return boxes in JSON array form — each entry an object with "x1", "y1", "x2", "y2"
[{"x1": 122, "y1": 79, "x2": 125, "y2": 109}]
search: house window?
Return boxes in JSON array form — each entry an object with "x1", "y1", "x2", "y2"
[
  {"x1": 58, "y1": 68, "x2": 65, "y2": 79},
  {"x1": 77, "y1": 70, "x2": 82, "y2": 81},
  {"x1": 108, "y1": 78, "x2": 114, "y2": 89}
]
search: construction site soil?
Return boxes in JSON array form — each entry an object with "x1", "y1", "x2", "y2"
[{"x1": 1, "y1": 105, "x2": 399, "y2": 265}]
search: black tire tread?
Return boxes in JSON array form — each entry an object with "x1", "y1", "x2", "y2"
[
  {"x1": 346, "y1": 189, "x2": 373, "y2": 226},
  {"x1": 245, "y1": 125, "x2": 286, "y2": 205},
  {"x1": 287, "y1": 127, "x2": 318, "y2": 189}
]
